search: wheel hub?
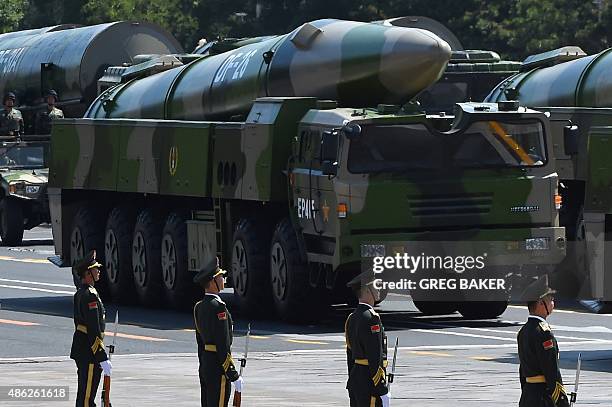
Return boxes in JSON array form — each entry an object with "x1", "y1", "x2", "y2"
[
  {"x1": 132, "y1": 231, "x2": 147, "y2": 287},
  {"x1": 105, "y1": 229, "x2": 119, "y2": 283},
  {"x1": 70, "y1": 227, "x2": 84, "y2": 265},
  {"x1": 161, "y1": 234, "x2": 177, "y2": 290},
  {"x1": 270, "y1": 242, "x2": 288, "y2": 301},
  {"x1": 231, "y1": 240, "x2": 248, "y2": 296}
]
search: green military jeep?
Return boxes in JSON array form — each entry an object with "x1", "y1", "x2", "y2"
[{"x1": 0, "y1": 138, "x2": 50, "y2": 245}]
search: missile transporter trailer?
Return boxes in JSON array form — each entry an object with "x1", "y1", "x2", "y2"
[
  {"x1": 486, "y1": 46, "x2": 612, "y2": 309},
  {"x1": 48, "y1": 19, "x2": 565, "y2": 320}
]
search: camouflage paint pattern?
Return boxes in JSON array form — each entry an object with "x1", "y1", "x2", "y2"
[{"x1": 87, "y1": 19, "x2": 451, "y2": 122}]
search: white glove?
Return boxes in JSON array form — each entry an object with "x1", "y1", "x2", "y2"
[
  {"x1": 381, "y1": 393, "x2": 391, "y2": 407},
  {"x1": 100, "y1": 360, "x2": 112, "y2": 377},
  {"x1": 233, "y1": 376, "x2": 244, "y2": 393}
]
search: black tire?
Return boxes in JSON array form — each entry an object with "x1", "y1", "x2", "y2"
[
  {"x1": 104, "y1": 205, "x2": 137, "y2": 304},
  {"x1": 270, "y1": 218, "x2": 325, "y2": 322},
  {"x1": 413, "y1": 301, "x2": 458, "y2": 316},
  {"x1": 70, "y1": 206, "x2": 108, "y2": 296},
  {"x1": 132, "y1": 208, "x2": 165, "y2": 307},
  {"x1": 457, "y1": 301, "x2": 508, "y2": 319},
  {"x1": 0, "y1": 197, "x2": 24, "y2": 246},
  {"x1": 161, "y1": 211, "x2": 197, "y2": 310},
  {"x1": 231, "y1": 218, "x2": 272, "y2": 315}
]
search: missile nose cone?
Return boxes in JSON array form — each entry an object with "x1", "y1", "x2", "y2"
[{"x1": 379, "y1": 27, "x2": 452, "y2": 101}]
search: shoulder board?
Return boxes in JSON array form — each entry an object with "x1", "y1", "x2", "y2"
[
  {"x1": 539, "y1": 321, "x2": 550, "y2": 332},
  {"x1": 87, "y1": 286, "x2": 99, "y2": 295},
  {"x1": 368, "y1": 308, "x2": 380, "y2": 318}
]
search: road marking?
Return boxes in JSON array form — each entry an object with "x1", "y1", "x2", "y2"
[
  {"x1": 285, "y1": 339, "x2": 328, "y2": 345},
  {"x1": 0, "y1": 284, "x2": 73, "y2": 295},
  {"x1": 0, "y1": 255, "x2": 49, "y2": 264},
  {"x1": 115, "y1": 332, "x2": 171, "y2": 342},
  {"x1": 408, "y1": 350, "x2": 452, "y2": 357},
  {"x1": 0, "y1": 278, "x2": 73, "y2": 288},
  {"x1": 411, "y1": 328, "x2": 516, "y2": 342},
  {"x1": 250, "y1": 335, "x2": 270, "y2": 340},
  {"x1": 471, "y1": 356, "x2": 495, "y2": 361},
  {"x1": 0, "y1": 318, "x2": 40, "y2": 326},
  {"x1": 508, "y1": 305, "x2": 612, "y2": 316}
]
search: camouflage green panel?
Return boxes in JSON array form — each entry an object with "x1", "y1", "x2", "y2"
[
  {"x1": 212, "y1": 97, "x2": 317, "y2": 201},
  {"x1": 49, "y1": 118, "x2": 212, "y2": 197},
  {"x1": 486, "y1": 48, "x2": 612, "y2": 108},
  {"x1": 2, "y1": 169, "x2": 48, "y2": 185},
  {"x1": 585, "y1": 126, "x2": 612, "y2": 212}
]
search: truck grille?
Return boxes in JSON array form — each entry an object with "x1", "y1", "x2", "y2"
[{"x1": 408, "y1": 193, "x2": 493, "y2": 217}]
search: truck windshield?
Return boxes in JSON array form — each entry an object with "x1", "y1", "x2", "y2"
[
  {"x1": 0, "y1": 146, "x2": 44, "y2": 168},
  {"x1": 347, "y1": 120, "x2": 546, "y2": 173}
]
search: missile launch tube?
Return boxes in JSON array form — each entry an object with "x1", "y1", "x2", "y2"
[
  {"x1": 485, "y1": 48, "x2": 612, "y2": 107},
  {"x1": 86, "y1": 19, "x2": 451, "y2": 121},
  {"x1": 0, "y1": 21, "x2": 183, "y2": 113}
]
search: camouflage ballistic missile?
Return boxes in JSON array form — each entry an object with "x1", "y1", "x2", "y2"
[
  {"x1": 0, "y1": 22, "x2": 183, "y2": 117},
  {"x1": 86, "y1": 19, "x2": 452, "y2": 121},
  {"x1": 485, "y1": 46, "x2": 612, "y2": 107}
]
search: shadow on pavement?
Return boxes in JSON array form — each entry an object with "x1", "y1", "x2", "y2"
[{"x1": 487, "y1": 350, "x2": 612, "y2": 374}]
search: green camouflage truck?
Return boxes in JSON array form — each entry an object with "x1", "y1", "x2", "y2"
[
  {"x1": 486, "y1": 46, "x2": 612, "y2": 310},
  {"x1": 0, "y1": 22, "x2": 182, "y2": 246},
  {"x1": 48, "y1": 19, "x2": 566, "y2": 320}
]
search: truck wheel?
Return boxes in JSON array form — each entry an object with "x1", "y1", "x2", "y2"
[
  {"x1": 270, "y1": 218, "x2": 317, "y2": 322},
  {"x1": 231, "y1": 218, "x2": 271, "y2": 315},
  {"x1": 132, "y1": 208, "x2": 164, "y2": 307},
  {"x1": 0, "y1": 197, "x2": 24, "y2": 246},
  {"x1": 457, "y1": 301, "x2": 508, "y2": 319},
  {"x1": 161, "y1": 211, "x2": 196, "y2": 310},
  {"x1": 413, "y1": 301, "x2": 458, "y2": 316},
  {"x1": 70, "y1": 206, "x2": 108, "y2": 295},
  {"x1": 104, "y1": 205, "x2": 137, "y2": 304}
]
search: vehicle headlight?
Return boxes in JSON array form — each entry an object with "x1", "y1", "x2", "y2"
[
  {"x1": 361, "y1": 244, "x2": 386, "y2": 258},
  {"x1": 525, "y1": 237, "x2": 550, "y2": 251},
  {"x1": 26, "y1": 185, "x2": 40, "y2": 194},
  {"x1": 8, "y1": 182, "x2": 24, "y2": 195}
]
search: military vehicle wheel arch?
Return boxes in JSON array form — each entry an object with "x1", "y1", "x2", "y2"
[
  {"x1": 70, "y1": 205, "x2": 108, "y2": 295},
  {"x1": 413, "y1": 301, "x2": 458, "y2": 316},
  {"x1": 132, "y1": 208, "x2": 165, "y2": 307},
  {"x1": 457, "y1": 301, "x2": 508, "y2": 320},
  {"x1": 161, "y1": 210, "x2": 197, "y2": 310},
  {"x1": 230, "y1": 217, "x2": 272, "y2": 316},
  {"x1": 104, "y1": 205, "x2": 138, "y2": 304},
  {"x1": 0, "y1": 197, "x2": 24, "y2": 246}
]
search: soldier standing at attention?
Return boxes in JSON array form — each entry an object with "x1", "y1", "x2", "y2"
[
  {"x1": 35, "y1": 89, "x2": 64, "y2": 134},
  {"x1": 0, "y1": 92, "x2": 24, "y2": 137},
  {"x1": 70, "y1": 250, "x2": 112, "y2": 407},
  {"x1": 518, "y1": 275, "x2": 569, "y2": 407},
  {"x1": 193, "y1": 258, "x2": 244, "y2": 407},
  {"x1": 345, "y1": 271, "x2": 390, "y2": 407}
]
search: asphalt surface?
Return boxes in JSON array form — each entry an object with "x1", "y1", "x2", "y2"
[{"x1": 1, "y1": 226, "x2": 611, "y2": 406}]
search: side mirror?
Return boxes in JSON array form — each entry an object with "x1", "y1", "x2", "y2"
[
  {"x1": 341, "y1": 123, "x2": 362, "y2": 140},
  {"x1": 320, "y1": 130, "x2": 339, "y2": 176},
  {"x1": 563, "y1": 125, "x2": 579, "y2": 156}
]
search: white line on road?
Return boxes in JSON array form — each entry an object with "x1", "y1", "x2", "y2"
[
  {"x1": 0, "y1": 284, "x2": 73, "y2": 295},
  {"x1": 410, "y1": 328, "x2": 516, "y2": 342},
  {"x1": 0, "y1": 278, "x2": 74, "y2": 288}
]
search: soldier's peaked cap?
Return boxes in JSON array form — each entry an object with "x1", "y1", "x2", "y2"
[
  {"x1": 46, "y1": 89, "x2": 58, "y2": 99},
  {"x1": 4, "y1": 92, "x2": 15, "y2": 101},
  {"x1": 193, "y1": 257, "x2": 226, "y2": 285},
  {"x1": 347, "y1": 270, "x2": 376, "y2": 289},
  {"x1": 73, "y1": 250, "x2": 102, "y2": 277},
  {"x1": 520, "y1": 274, "x2": 556, "y2": 302}
]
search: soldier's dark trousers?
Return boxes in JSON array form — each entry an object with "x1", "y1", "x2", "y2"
[
  {"x1": 199, "y1": 367, "x2": 231, "y2": 407},
  {"x1": 347, "y1": 365, "x2": 382, "y2": 407},
  {"x1": 75, "y1": 361, "x2": 102, "y2": 407},
  {"x1": 519, "y1": 383, "x2": 554, "y2": 407}
]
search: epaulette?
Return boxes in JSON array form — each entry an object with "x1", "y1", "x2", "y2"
[
  {"x1": 88, "y1": 286, "x2": 98, "y2": 296},
  {"x1": 368, "y1": 308, "x2": 379, "y2": 317},
  {"x1": 539, "y1": 321, "x2": 550, "y2": 332}
]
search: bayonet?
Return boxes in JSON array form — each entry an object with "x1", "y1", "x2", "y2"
[
  {"x1": 570, "y1": 353, "x2": 582, "y2": 406},
  {"x1": 388, "y1": 337, "x2": 399, "y2": 392},
  {"x1": 102, "y1": 310, "x2": 119, "y2": 407},
  {"x1": 233, "y1": 323, "x2": 250, "y2": 407}
]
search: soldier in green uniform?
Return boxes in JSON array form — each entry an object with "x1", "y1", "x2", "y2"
[
  {"x1": 517, "y1": 275, "x2": 569, "y2": 407},
  {"x1": 35, "y1": 89, "x2": 64, "y2": 134},
  {"x1": 70, "y1": 250, "x2": 112, "y2": 407},
  {"x1": 0, "y1": 92, "x2": 24, "y2": 137},
  {"x1": 345, "y1": 271, "x2": 391, "y2": 407},
  {"x1": 193, "y1": 257, "x2": 244, "y2": 407}
]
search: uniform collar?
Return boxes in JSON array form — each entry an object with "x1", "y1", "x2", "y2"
[
  {"x1": 358, "y1": 302, "x2": 374, "y2": 310},
  {"x1": 528, "y1": 315, "x2": 547, "y2": 323},
  {"x1": 205, "y1": 293, "x2": 223, "y2": 303}
]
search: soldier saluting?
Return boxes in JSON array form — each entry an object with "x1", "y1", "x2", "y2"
[
  {"x1": 193, "y1": 257, "x2": 244, "y2": 407},
  {"x1": 35, "y1": 89, "x2": 64, "y2": 134},
  {"x1": 345, "y1": 271, "x2": 391, "y2": 407},
  {"x1": 518, "y1": 275, "x2": 569, "y2": 407},
  {"x1": 70, "y1": 250, "x2": 112, "y2": 407},
  {"x1": 0, "y1": 92, "x2": 24, "y2": 137}
]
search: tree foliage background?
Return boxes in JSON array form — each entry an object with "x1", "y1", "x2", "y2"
[{"x1": 1, "y1": 0, "x2": 611, "y2": 59}]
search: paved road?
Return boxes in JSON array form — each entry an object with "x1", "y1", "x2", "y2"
[{"x1": 1, "y1": 227, "x2": 611, "y2": 406}]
